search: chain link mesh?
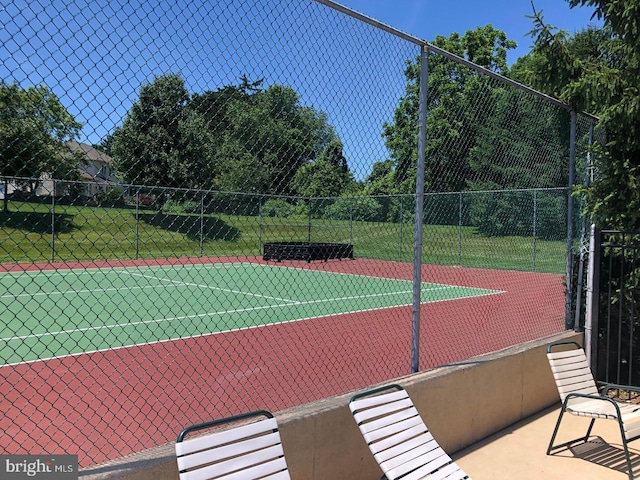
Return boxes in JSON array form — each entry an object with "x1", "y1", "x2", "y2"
[{"x1": 1, "y1": 0, "x2": 597, "y2": 468}]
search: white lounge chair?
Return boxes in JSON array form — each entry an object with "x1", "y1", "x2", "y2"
[
  {"x1": 349, "y1": 384, "x2": 471, "y2": 480},
  {"x1": 547, "y1": 341, "x2": 640, "y2": 480},
  {"x1": 175, "y1": 410, "x2": 291, "y2": 480}
]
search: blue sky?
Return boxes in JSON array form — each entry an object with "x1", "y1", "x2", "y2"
[
  {"x1": 337, "y1": 0, "x2": 602, "y2": 64},
  {"x1": 0, "y1": 0, "x2": 602, "y2": 181}
]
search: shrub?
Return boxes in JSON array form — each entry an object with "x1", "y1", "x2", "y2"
[
  {"x1": 96, "y1": 188, "x2": 123, "y2": 203},
  {"x1": 323, "y1": 196, "x2": 383, "y2": 222},
  {"x1": 163, "y1": 199, "x2": 199, "y2": 214},
  {"x1": 468, "y1": 189, "x2": 566, "y2": 240},
  {"x1": 262, "y1": 199, "x2": 306, "y2": 218}
]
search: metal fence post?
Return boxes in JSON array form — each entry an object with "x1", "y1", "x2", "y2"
[
  {"x1": 200, "y1": 193, "x2": 204, "y2": 257},
  {"x1": 411, "y1": 45, "x2": 428, "y2": 373},
  {"x1": 399, "y1": 195, "x2": 403, "y2": 261},
  {"x1": 51, "y1": 180, "x2": 56, "y2": 262},
  {"x1": 259, "y1": 197, "x2": 263, "y2": 254},
  {"x1": 458, "y1": 192, "x2": 462, "y2": 266},
  {"x1": 565, "y1": 110, "x2": 577, "y2": 329},
  {"x1": 532, "y1": 189, "x2": 537, "y2": 272},
  {"x1": 135, "y1": 189, "x2": 140, "y2": 259},
  {"x1": 585, "y1": 225, "x2": 600, "y2": 372},
  {"x1": 574, "y1": 120, "x2": 595, "y2": 330},
  {"x1": 307, "y1": 198, "x2": 312, "y2": 242},
  {"x1": 350, "y1": 196, "x2": 353, "y2": 246}
]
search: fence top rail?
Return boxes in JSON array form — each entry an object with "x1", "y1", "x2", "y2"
[
  {"x1": 315, "y1": 0, "x2": 599, "y2": 121},
  {"x1": 313, "y1": 0, "x2": 425, "y2": 46},
  {"x1": 461, "y1": 186, "x2": 568, "y2": 195}
]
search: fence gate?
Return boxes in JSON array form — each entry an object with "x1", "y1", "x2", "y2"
[{"x1": 589, "y1": 229, "x2": 640, "y2": 386}]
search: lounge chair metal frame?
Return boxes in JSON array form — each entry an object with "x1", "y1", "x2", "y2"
[
  {"x1": 350, "y1": 384, "x2": 471, "y2": 480},
  {"x1": 547, "y1": 341, "x2": 640, "y2": 480},
  {"x1": 175, "y1": 410, "x2": 291, "y2": 480}
]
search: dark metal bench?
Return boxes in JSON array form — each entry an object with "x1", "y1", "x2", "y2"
[{"x1": 263, "y1": 242, "x2": 354, "y2": 262}]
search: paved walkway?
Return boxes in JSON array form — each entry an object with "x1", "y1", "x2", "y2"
[{"x1": 454, "y1": 405, "x2": 640, "y2": 480}]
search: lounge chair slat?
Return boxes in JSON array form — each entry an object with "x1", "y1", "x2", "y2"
[
  {"x1": 353, "y1": 397, "x2": 415, "y2": 423},
  {"x1": 181, "y1": 456, "x2": 287, "y2": 480},
  {"x1": 350, "y1": 385, "x2": 471, "y2": 480},
  {"x1": 357, "y1": 407, "x2": 421, "y2": 436},
  {"x1": 368, "y1": 423, "x2": 432, "y2": 454},
  {"x1": 177, "y1": 432, "x2": 282, "y2": 471},
  {"x1": 176, "y1": 417, "x2": 278, "y2": 456},
  {"x1": 176, "y1": 411, "x2": 290, "y2": 480},
  {"x1": 350, "y1": 389, "x2": 409, "y2": 411},
  {"x1": 384, "y1": 446, "x2": 451, "y2": 479}
]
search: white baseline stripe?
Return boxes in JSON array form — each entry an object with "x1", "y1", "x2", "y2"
[
  {"x1": 124, "y1": 271, "x2": 297, "y2": 303},
  {"x1": 3, "y1": 283, "x2": 169, "y2": 300},
  {"x1": 0, "y1": 289, "x2": 504, "y2": 367},
  {"x1": 2, "y1": 287, "x2": 502, "y2": 343}
]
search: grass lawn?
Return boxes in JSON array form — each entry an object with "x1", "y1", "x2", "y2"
[{"x1": 0, "y1": 201, "x2": 568, "y2": 273}]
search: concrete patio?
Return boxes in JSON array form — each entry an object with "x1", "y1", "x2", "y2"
[{"x1": 454, "y1": 404, "x2": 640, "y2": 480}]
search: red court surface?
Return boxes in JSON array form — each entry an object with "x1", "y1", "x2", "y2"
[{"x1": 0, "y1": 257, "x2": 565, "y2": 468}]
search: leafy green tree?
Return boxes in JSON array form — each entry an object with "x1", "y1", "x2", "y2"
[
  {"x1": 469, "y1": 90, "x2": 570, "y2": 190},
  {"x1": 190, "y1": 76, "x2": 263, "y2": 148},
  {"x1": 382, "y1": 26, "x2": 516, "y2": 194},
  {"x1": 110, "y1": 74, "x2": 342, "y2": 201},
  {"x1": 323, "y1": 196, "x2": 383, "y2": 222},
  {"x1": 218, "y1": 84, "x2": 337, "y2": 196},
  {"x1": 209, "y1": 138, "x2": 270, "y2": 193},
  {"x1": 0, "y1": 82, "x2": 82, "y2": 209},
  {"x1": 362, "y1": 159, "x2": 395, "y2": 195},
  {"x1": 463, "y1": 83, "x2": 571, "y2": 237},
  {"x1": 523, "y1": 1, "x2": 640, "y2": 229},
  {"x1": 93, "y1": 134, "x2": 114, "y2": 155},
  {"x1": 291, "y1": 139, "x2": 352, "y2": 198},
  {"x1": 110, "y1": 74, "x2": 215, "y2": 189}
]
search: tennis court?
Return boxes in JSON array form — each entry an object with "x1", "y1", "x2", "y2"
[{"x1": 1, "y1": 262, "x2": 500, "y2": 366}]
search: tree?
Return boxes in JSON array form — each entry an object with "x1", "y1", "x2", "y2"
[
  {"x1": 464, "y1": 81, "x2": 572, "y2": 238},
  {"x1": 291, "y1": 139, "x2": 352, "y2": 198},
  {"x1": 381, "y1": 26, "x2": 516, "y2": 195},
  {"x1": 110, "y1": 74, "x2": 215, "y2": 189},
  {"x1": 363, "y1": 159, "x2": 395, "y2": 195},
  {"x1": 189, "y1": 76, "x2": 263, "y2": 150},
  {"x1": 93, "y1": 134, "x2": 114, "y2": 155},
  {"x1": 524, "y1": 1, "x2": 640, "y2": 229},
  {"x1": 218, "y1": 84, "x2": 337, "y2": 196},
  {"x1": 110, "y1": 74, "x2": 343, "y2": 200},
  {"x1": 0, "y1": 82, "x2": 82, "y2": 209}
]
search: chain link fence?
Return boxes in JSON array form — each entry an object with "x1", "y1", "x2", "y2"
[{"x1": 1, "y1": 0, "x2": 597, "y2": 468}]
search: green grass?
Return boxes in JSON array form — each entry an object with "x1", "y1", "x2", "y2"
[{"x1": 0, "y1": 201, "x2": 568, "y2": 273}]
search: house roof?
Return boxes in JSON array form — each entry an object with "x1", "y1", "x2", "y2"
[{"x1": 66, "y1": 140, "x2": 113, "y2": 166}]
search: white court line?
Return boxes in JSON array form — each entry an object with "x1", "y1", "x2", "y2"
[
  {"x1": 2, "y1": 286, "x2": 502, "y2": 343},
  {"x1": 1, "y1": 263, "x2": 300, "y2": 303},
  {"x1": 2, "y1": 262, "x2": 501, "y2": 304},
  {"x1": 250, "y1": 261, "x2": 504, "y2": 292},
  {"x1": 0, "y1": 288, "x2": 505, "y2": 367},
  {"x1": 2, "y1": 283, "x2": 170, "y2": 300},
  {"x1": 124, "y1": 271, "x2": 297, "y2": 303},
  {"x1": 1, "y1": 265, "x2": 298, "y2": 303},
  {"x1": 0, "y1": 261, "x2": 244, "y2": 275}
]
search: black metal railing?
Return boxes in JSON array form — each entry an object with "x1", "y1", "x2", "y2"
[{"x1": 590, "y1": 229, "x2": 640, "y2": 386}]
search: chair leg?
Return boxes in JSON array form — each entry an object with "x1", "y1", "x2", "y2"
[
  {"x1": 549, "y1": 409, "x2": 635, "y2": 479},
  {"x1": 616, "y1": 421, "x2": 635, "y2": 480},
  {"x1": 547, "y1": 406, "x2": 596, "y2": 455}
]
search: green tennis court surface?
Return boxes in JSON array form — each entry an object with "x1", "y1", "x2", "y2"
[{"x1": 1, "y1": 263, "x2": 500, "y2": 365}]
